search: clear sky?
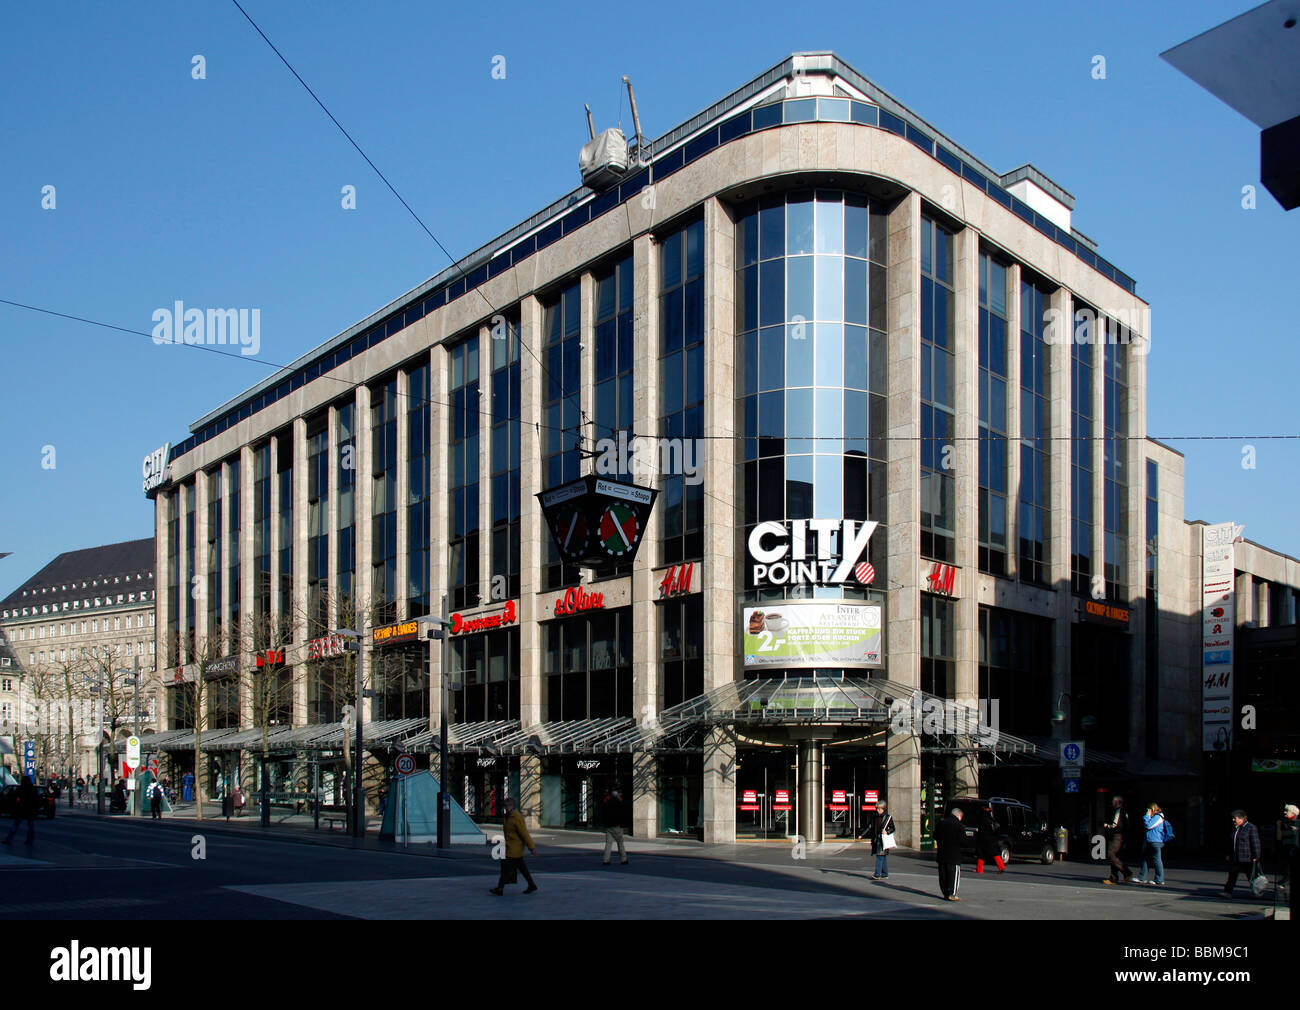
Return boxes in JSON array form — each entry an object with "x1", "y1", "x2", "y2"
[{"x1": 1, "y1": 0, "x2": 1295, "y2": 599}]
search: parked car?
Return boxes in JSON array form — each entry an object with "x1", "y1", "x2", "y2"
[
  {"x1": 943, "y1": 796, "x2": 1054, "y2": 864},
  {"x1": 0, "y1": 784, "x2": 58, "y2": 819}
]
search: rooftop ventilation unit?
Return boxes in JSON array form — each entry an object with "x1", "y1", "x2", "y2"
[{"x1": 579, "y1": 126, "x2": 628, "y2": 190}]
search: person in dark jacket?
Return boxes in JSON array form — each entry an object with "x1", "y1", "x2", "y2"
[
  {"x1": 4, "y1": 775, "x2": 39, "y2": 846},
  {"x1": 935, "y1": 807, "x2": 965, "y2": 901},
  {"x1": 1275, "y1": 804, "x2": 1298, "y2": 898},
  {"x1": 870, "y1": 801, "x2": 896, "y2": 879},
  {"x1": 1223, "y1": 810, "x2": 1262, "y2": 897},
  {"x1": 1102, "y1": 795, "x2": 1133, "y2": 885},
  {"x1": 601, "y1": 790, "x2": 628, "y2": 866},
  {"x1": 975, "y1": 808, "x2": 1006, "y2": 874},
  {"x1": 490, "y1": 798, "x2": 538, "y2": 895},
  {"x1": 148, "y1": 780, "x2": 164, "y2": 819}
]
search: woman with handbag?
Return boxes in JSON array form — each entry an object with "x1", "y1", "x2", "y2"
[{"x1": 870, "y1": 801, "x2": 896, "y2": 879}]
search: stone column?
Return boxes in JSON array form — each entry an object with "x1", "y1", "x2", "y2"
[
  {"x1": 885, "y1": 192, "x2": 922, "y2": 848},
  {"x1": 631, "y1": 231, "x2": 661, "y2": 841},
  {"x1": 951, "y1": 224, "x2": 979, "y2": 795},
  {"x1": 292, "y1": 416, "x2": 309, "y2": 727},
  {"x1": 796, "y1": 736, "x2": 826, "y2": 845},
  {"x1": 517, "y1": 295, "x2": 545, "y2": 829},
  {"x1": 1048, "y1": 288, "x2": 1074, "y2": 741},
  {"x1": 702, "y1": 726, "x2": 736, "y2": 844}
]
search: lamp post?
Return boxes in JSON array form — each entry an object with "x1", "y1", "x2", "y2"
[
  {"x1": 422, "y1": 598, "x2": 451, "y2": 849},
  {"x1": 336, "y1": 621, "x2": 367, "y2": 839}
]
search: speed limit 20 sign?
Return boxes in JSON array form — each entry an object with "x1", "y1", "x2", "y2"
[{"x1": 395, "y1": 754, "x2": 416, "y2": 776}]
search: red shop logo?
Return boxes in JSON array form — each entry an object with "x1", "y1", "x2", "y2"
[{"x1": 553, "y1": 586, "x2": 605, "y2": 617}]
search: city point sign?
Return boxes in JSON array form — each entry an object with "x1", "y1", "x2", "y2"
[
  {"x1": 142, "y1": 443, "x2": 172, "y2": 493},
  {"x1": 747, "y1": 520, "x2": 879, "y2": 587}
]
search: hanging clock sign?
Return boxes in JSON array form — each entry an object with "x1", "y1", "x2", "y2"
[{"x1": 537, "y1": 475, "x2": 659, "y2": 567}]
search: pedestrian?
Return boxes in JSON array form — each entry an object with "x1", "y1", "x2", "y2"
[
  {"x1": 490, "y1": 798, "x2": 538, "y2": 896},
  {"x1": 936, "y1": 806, "x2": 965, "y2": 901},
  {"x1": 148, "y1": 779, "x2": 164, "y2": 820},
  {"x1": 1102, "y1": 795, "x2": 1134, "y2": 885},
  {"x1": 3, "y1": 775, "x2": 39, "y2": 846},
  {"x1": 1275, "y1": 804, "x2": 1298, "y2": 898},
  {"x1": 869, "y1": 801, "x2": 895, "y2": 879},
  {"x1": 232, "y1": 785, "x2": 245, "y2": 817},
  {"x1": 378, "y1": 786, "x2": 388, "y2": 819},
  {"x1": 975, "y1": 807, "x2": 1006, "y2": 874},
  {"x1": 601, "y1": 789, "x2": 629, "y2": 866},
  {"x1": 1223, "y1": 809, "x2": 1262, "y2": 897},
  {"x1": 1134, "y1": 802, "x2": 1167, "y2": 886}
]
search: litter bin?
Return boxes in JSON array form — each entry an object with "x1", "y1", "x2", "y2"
[
  {"x1": 221, "y1": 796, "x2": 234, "y2": 819},
  {"x1": 1055, "y1": 826, "x2": 1069, "y2": 856}
]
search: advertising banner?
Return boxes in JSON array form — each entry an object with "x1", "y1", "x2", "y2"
[
  {"x1": 742, "y1": 601, "x2": 883, "y2": 670},
  {"x1": 1201, "y1": 522, "x2": 1237, "y2": 751}
]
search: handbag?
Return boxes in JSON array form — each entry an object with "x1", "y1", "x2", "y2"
[
  {"x1": 1249, "y1": 860, "x2": 1268, "y2": 896},
  {"x1": 881, "y1": 831, "x2": 897, "y2": 851}
]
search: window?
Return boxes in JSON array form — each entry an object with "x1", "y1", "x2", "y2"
[
  {"x1": 451, "y1": 629, "x2": 520, "y2": 722},
  {"x1": 277, "y1": 429, "x2": 294, "y2": 643},
  {"x1": 544, "y1": 609, "x2": 633, "y2": 719},
  {"x1": 490, "y1": 314, "x2": 522, "y2": 600},
  {"x1": 336, "y1": 400, "x2": 356, "y2": 605},
  {"x1": 921, "y1": 215, "x2": 956, "y2": 562},
  {"x1": 660, "y1": 219, "x2": 706, "y2": 565},
  {"x1": 406, "y1": 363, "x2": 431, "y2": 619},
  {"x1": 979, "y1": 606, "x2": 1053, "y2": 737},
  {"x1": 370, "y1": 377, "x2": 399, "y2": 623},
  {"x1": 921, "y1": 595, "x2": 955, "y2": 698},
  {"x1": 660, "y1": 596, "x2": 704, "y2": 708},
  {"x1": 307, "y1": 412, "x2": 330, "y2": 631},
  {"x1": 448, "y1": 340, "x2": 481, "y2": 611},
  {"x1": 253, "y1": 444, "x2": 272, "y2": 641},
  {"x1": 1072, "y1": 309, "x2": 1095, "y2": 595},
  {"x1": 207, "y1": 466, "x2": 223, "y2": 642},
  {"x1": 978, "y1": 252, "x2": 1010, "y2": 576},
  {"x1": 541, "y1": 283, "x2": 582, "y2": 591},
  {"x1": 1103, "y1": 334, "x2": 1128, "y2": 599},
  {"x1": 1018, "y1": 278, "x2": 1052, "y2": 585}
]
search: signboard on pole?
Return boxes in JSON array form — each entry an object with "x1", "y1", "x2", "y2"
[
  {"x1": 1201, "y1": 522, "x2": 1238, "y2": 751},
  {"x1": 537, "y1": 475, "x2": 660, "y2": 567},
  {"x1": 742, "y1": 601, "x2": 883, "y2": 669},
  {"x1": 126, "y1": 736, "x2": 141, "y2": 770},
  {"x1": 394, "y1": 754, "x2": 415, "y2": 776},
  {"x1": 1059, "y1": 741, "x2": 1085, "y2": 769},
  {"x1": 23, "y1": 740, "x2": 35, "y2": 780}
]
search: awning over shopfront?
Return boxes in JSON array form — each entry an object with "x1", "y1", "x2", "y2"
[{"x1": 404, "y1": 720, "x2": 519, "y2": 752}]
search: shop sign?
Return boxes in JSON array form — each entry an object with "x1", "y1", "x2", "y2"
[
  {"x1": 537, "y1": 475, "x2": 660, "y2": 566},
  {"x1": 142, "y1": 443, "x2": 172, "y2": 493},
  {"x1": 372, "y1": 620, "x2": 419, "y2": 648},
  {"x1": 828, "y1": 789, "x2": 849, "y2": 812},
  {"x1": 306, "y1": 634, "x2": 347, "y2": 660},
  {"x1": 922, "y1": 561, "x2": 958, "y2": 597},
  {"x1": 1082, "y1": 599, "x2": 1130, "y2": 628},
  {"x1": 747, "y1": 520, "x2": 878, "y2": 587},
  {"x1": 576, "y1": 759, "x2": 601, "y2": 771},
  {"x1": 739, "y1": 789, "x2": 761, "y2": 812},
  {"x1": 450, "y1": 601, "x2": 518, "y2": 636},
  {"x1": 476, "y1": 757, "x2": 498, "y2": 768},
  {"x1": 773, "y1": 789, "x2": 792, "y2": 811},
  {"x1": 202, "y1": 655, "x2": 239, "y2": 681},
  {"x1": 255, "y1": 649, "x2": 285, "y2": 667},
  {"x1": 657, "y1": 562, "x2": 696, "y2": 598},
  {"x1": 553, "y1": 586, "x2": 605, "y2": 617},
  {"x1": 862, "y1": 790, "x2": 879, "y2": 812},
  {"x1": 1201, "y1": 522, "x2": 1239, "y2": 751},
  {"x1": 743, "y1": 601, "x2": 883, "y2": 669}
]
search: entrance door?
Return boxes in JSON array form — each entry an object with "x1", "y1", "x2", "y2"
[
  {"x1": 824, "y1": 747, "x2": 885, "y2": 841},
  {"x1": 736, "y1": 748, "x2": 797, "y2": 839}
]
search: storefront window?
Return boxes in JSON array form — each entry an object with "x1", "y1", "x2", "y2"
[
  {"x1": 451, "y1": 628, "x2": 520, "y2": 722},
  {"x1": 660, "y1": 595, "x2": 703, "y2": 708},
  {"x1": 543, "y1": 608, "x2": 632, "y2": 719}
]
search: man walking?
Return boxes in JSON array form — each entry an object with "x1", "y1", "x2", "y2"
[
  {"x1": 3, "y1": 775, "x2": 38, "y2": 846},
  {"x1": 936, "y1": 806, "x2": 965, "y2": 901},
  {"x1": 148, "y1": 779, "x2": 164, "y2": 820},
  {"x1": 1102, "y1": 795, "x2": 1133, "y2": 885},
  {"x1": 1275, "y1": 804, "x2": 1298, "y2": 900},
  {"x1": 602, "y1": 789, "x2": 629, "y2": 866},
  {"x1": 490, "y1": 798, "x2": 538, "y2": 896},
  {"x1": 1223, "y1": 809, "x2": 1262, "y2": 897}
]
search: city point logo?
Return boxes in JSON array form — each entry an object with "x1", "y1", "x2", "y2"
[
  {"x1": 50, "y1": 942, "x2": 151, "y2": 990},
  {"x1": 748, "y1": 519, "x2": 877, "y2": 587},
  {"x1": 593, "y1": 431, "x2": 702, "y2": 485},
  {"x1": 1043, "y1": 306, "x2": 1149, "y2": 356},
  {"x1": 889, "y1": 690, "x2": 1000, "y2": 745},
  {"x1": 151, "y1": 301, "x2": 261, "y2": 356}
]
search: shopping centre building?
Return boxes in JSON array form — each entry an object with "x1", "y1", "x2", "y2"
[{"x1": 142, "y1": 52, "x2": 1299, "y2": 848}]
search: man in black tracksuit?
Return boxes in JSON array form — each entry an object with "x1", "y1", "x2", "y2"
[
  {"x1": 936, "y1": 807, "x2": 966, "y2": 901},
  {"x1": 1103, "y1": 795, "x2": 1133, "y2": 885}
]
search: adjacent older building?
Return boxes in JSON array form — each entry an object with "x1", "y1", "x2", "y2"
[{"x1": 142, "y1": 51, "x2": 1289, "y2": 846}]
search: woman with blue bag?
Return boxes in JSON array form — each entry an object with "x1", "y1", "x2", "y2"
[{"x1": 1134, "y1": 802, "x2": 1169, "y2": 886}]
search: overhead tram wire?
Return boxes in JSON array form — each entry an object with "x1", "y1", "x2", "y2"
[{"x1": 227, "y1": 0, "x2": 592, "y2": 453}]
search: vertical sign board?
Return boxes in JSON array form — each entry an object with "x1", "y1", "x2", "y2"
[
  {"x1": 23, "y1": 740, "x2": 35, "y2": 780},
  {"x1": 1202, "y1": 522, "x2": 1236, "y2": 751}
]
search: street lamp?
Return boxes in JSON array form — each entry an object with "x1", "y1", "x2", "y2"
[
  {"x1": 335, "y1": 624, "x2": 366, "y2": 838},
  {"x1": 422, "y1": 599, "x2": 452, "y2": 850}
]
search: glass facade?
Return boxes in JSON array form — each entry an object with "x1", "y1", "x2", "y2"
[
  {"x1": 660, "y1": 221, "x2": 705, "y2": 565},
  {"x1": 336, "y1": 401, "x2": 356, "y2": 606},
  {"x1": 371, "y1": 378, "x2": 400, "y2": 623},
  {"x1": 978, "y1": 607, "x2": 1053, "y2": 737},
  {"x1": 227, "y1": 460, "x2": 240, "y2": 649},
  {"x1": 490, "y1": 317, "x2": 522, "y2": 600},
  {"x1": 544, "y1": 609, "x2": 633, "y2": 719},
  {"x1": 448, "y1": 340, "x2": 480, "y2": 611},
  {"x1": 407, "y1": 362, "x2": 431, "y2": 619},
  {"x1": 166, "y1": 491, "x2": 179, "y2": 667},
  {"x1": 920, "y1": 215, "x2": 956, "y2": 563},
  {"x1": 451, "y1": 629, "x2": 520, "y2": 722},
  {"x1": 1103, "y1": 334, "x2": 1128, "y2": 599},
  {"x1": 184, "y1": 481, "x2": 195, "y2": 660},
  {"x1": 542, "y1": 283, "x2": 581, "y2": 591},
  {"x1": 1071, "y1": 312, "x2": 1095, "y2": 595},
  {"x1": 276, "y1": 430, "x2": 294, "y2": 643},
  {"x1": 978, "y1": 252, "x2": 1009, "y2": 576},
  {"x1": 306, "y1": 413, "x2": 329, "y2": 633},
  {"x1": 207, "y1": 468, "x2": 222, "y2": 644},
  {"x1": 253, "y1": 442, "x2": 271, "y2": 646},
  {"x1": 737, "y1": 190, "x2": 889, "y2": 601},
  {"x1": 660, "y1": 596, "x2": 703, "y2": 709},
  {"x1": 921, "y1": 594, "x2": 955, "y2": 699},
  {"x1": 1018, "y1": 279, "x2": 1051, "y2": 585}
]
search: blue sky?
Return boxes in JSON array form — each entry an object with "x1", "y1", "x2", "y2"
[{"x1": 1, "y1": 0, "x2": 1295, "y2": 598}]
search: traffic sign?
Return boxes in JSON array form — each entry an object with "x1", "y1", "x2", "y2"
[
  {"x1": 1064, "y1": 780, "x2": 1079, "y2": 793},
  {"x1": 23, "y1": 740, "x2": 35, "y2": 779},
  {"x1": 1061, "y1": 767, "x2": 1082, "y2": 779},
  {"x1": 126, "y1": 736, "x2": 141, "y2": 770},
  {"x1": 1060, "y1": 740, "x2": 1085, "y2": 769},
  {"x1": 394, "y1": 754, "x2": 415, "y2": 776}
]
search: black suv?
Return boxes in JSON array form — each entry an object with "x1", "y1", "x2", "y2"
[{"x1": 942, "y1": 796, "x2": 1055, "y2": 864}]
